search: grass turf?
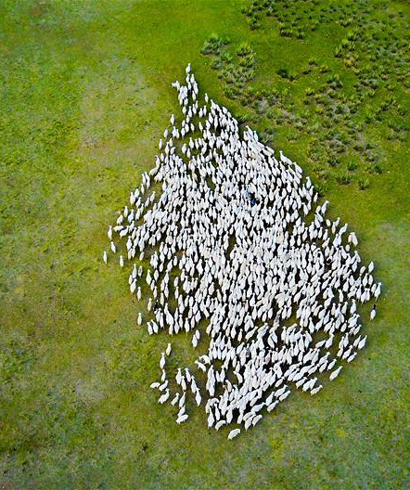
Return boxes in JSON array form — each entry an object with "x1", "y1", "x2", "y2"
[{"x1": 0, "y1": 0, "x2": 409, "y2": 488}]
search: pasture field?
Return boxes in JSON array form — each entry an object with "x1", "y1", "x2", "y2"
[{"x1": 0, "y1": 1, "x2": 409, "y2": 488}]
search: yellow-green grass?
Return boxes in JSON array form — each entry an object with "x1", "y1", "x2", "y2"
[{"x1": 0, "y1": 1, "x2": 409, "y2": 488}]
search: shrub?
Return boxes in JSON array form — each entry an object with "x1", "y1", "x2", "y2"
[
  {"x1": 201, "y1": 34, "x2": 230, "y2": 55},
  {"x1": 327, "y1": 74, "x2": 343, "y2": 88},
  {"x1": 328, "y1": 156, "x2": 339, "y2": 167},
  {"x1": 241, "y1": 6, "x2": 253, "y2": 17},
  {"x1": 224, "y1": 88, "x2": 237, "y2": 100},
  {"x1": 346, "y1": 30, "x2": 358, "y2": 41},
  {"x1": 358, "y1": 178, "x2": 370, "y2": 190},
  {"x1": 319, "y1": 64, "x2": 330, "y2": 74},
  {"x1": 277, "y1": 67, "x2": 289, "y2": 78},
  {"x1": 236, "y1": 42, "x2": 253, "y2": 57},
  {"x1": 287, "y1": 70, "x2": 297, "y2": 81},
  {"x1": 367, "y1": 163, "x2": 383, "y2": 174},
  {"x1": 336, "y1": 173, "x2": 352, "y2": 185},
  {"x1": 220, "y1": 51, "x2": 234, "y2": 63},
  {"x1": 238, "y1": 53, "x2": 256, "y2": 69},
  {"x1": 276, "y1": 67, "x2": 296, "y2": 80},
  {"x1": 210, "y1": 58, "x2": 222, "y2": 70},
  {"x1": 249, "y1": 16, "x2": 261, "y2": 30}
]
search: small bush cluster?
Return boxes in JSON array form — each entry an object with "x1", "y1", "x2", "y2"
[{"x1": 200, "y1": 0, "x2": 409, "y2": 190}]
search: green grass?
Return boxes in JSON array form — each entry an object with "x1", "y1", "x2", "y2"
[{"x1": 0, "y1": 0, "x2": 409, "y2": 488}]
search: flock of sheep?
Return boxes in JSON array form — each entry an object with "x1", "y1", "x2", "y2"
[{"x1": 104, "y1": 65, "x2": 380, "y2": 440}]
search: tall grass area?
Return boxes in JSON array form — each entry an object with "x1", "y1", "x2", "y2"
[{"x1": 0, "y1": 1, "x2": 409, "y2": 488}]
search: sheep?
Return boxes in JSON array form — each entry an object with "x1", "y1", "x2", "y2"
[{"x1": 104, "y1": 64, "x2": 379, "y2": 437}]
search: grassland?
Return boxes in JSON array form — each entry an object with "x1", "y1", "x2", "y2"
[{"x1": 0, "y1": 0, "x2": 409, "y2": 488}]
